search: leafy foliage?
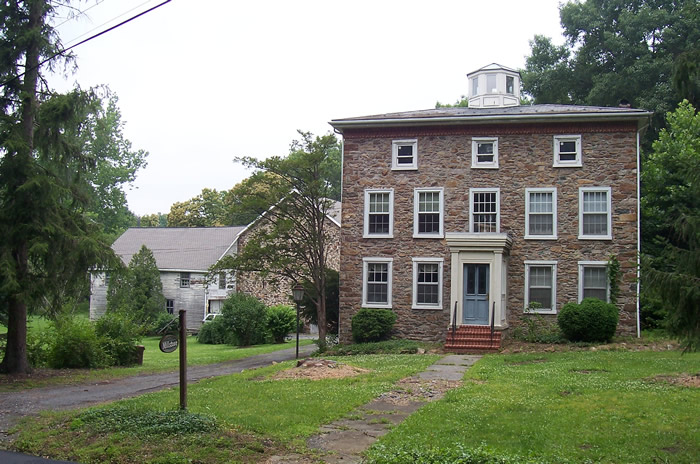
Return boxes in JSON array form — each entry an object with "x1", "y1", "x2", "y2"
[
  {"x1": 196, "y1": 317, "x2": 231, "y2": 345},
  {"x1": 167, "y1": 188, "x2": 227, "y2": 227},
  {"x1": 511, "y1": 312, "x2": 565, "y2": 344},
  {"x1": 351, "y1": 309, "x2": 397, "y2": 343},
  {"x1": 94, "y1": 311, "x2": 144, "y2": 366},
  {"x1": 47, "y1": 317, "x2": 109, "y2": 369},
  {"x1": 221, "y1": 293, "x2": 268, "y2": 346},
  {"x1": 78, "y1": 406, "x2": 217, "y2": 435},
  {"x1": 641, "y1": 101, "x2": 700, "y2": 350},
  {"x1": 300, "y1": 267, "x2": 339, "y2": 333},
  {"x1": 107, "y1": 245, "x2": 165, "y2": 324},
  {"x1": 323, "y1": 339, "x2": 422, "y2": 356},
  {"x1": 606, "y1": 255, "x2": 621, "y2": 305},
  {"x1": 267, "y1": 304, "x2": 296, "y2": 343},
  {"x1": 558, "y1": 298, "x2": 619, "y2": 342}
]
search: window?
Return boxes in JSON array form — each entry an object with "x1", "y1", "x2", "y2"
[
  {"x1": 412, "y1": 258, "x2": 443, "y2": 309},
  {"x1": 525, "y1": 188, "x2": 557, "y2": 239},
  {"x1": 470, "y1": 188, "x2": 500, "y2": 233},
  {"x1": 471, "y1": 77, "x2": 478, "y2": 95},
  {"x1": 525, "y1": 261, "x2": 557, "y2": 313},
  {"x1": 578, "y1": 262, "x2": 609, "y2": 302},
  {"x1": 180, "y1": 272, "x2": 190, "y2": 288},
  {"x1": 364, "y1": 189, "x2": 394, "y2": 238},
  {"x1": 218, "y1": 272, "x2": 226, "y2": 290},
  {"x1": 413, "y1": 188, "x2": 444, "y2": 238},
  {"x1": 392, "y1": 139, "x2": 417, "y2": 170},
  {"x1": 471, "y1": 137, "x2": 498, "y2": 168},
  {"x1": 104, "y1": 272, "x2": 110, "y2": 285},
  {"x1": 487, "y1": 74, "x2": 497, "y2": 93},
  {"x1": 362, "y1": 258, "x2": 392, "y2": 308},
  {"x1": 579, "y1": 187, "x2": 612, "y2": 239},
  {"x1": 166, "y1": 299, "x2": 174, "y2": 314},
  {"x1": 553, "y1": 135, "x2": 582, "y2": 167},
  {"x1": 506, "y1": 76, "x2": 515, "y2": 94}
]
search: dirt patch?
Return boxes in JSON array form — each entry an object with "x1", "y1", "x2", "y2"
[
  {"x1": 269, "y1": 359, "x2": 370, "y2": 381},
  {"x1": 651, "y1": 373, "x2": 700, "y2": 388},
  {"x1": 374, "y1": 377, "x2": 462, "y2": 405}
]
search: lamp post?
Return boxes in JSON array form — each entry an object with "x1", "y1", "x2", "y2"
[{"x1": 292, "y1": 283, "x2": 304, "y2": 359}]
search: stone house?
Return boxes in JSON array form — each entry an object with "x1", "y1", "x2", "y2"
[
  {"x1": 90, "y1": 227, "x2": 244, "y2": 331},
  {"x1": 330, "y1": 63, "x2": 651, "y2": 349}
]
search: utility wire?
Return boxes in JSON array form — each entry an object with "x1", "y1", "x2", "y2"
[{"x1": 0, "y1": 0, "x2": 172, "y2": 90}]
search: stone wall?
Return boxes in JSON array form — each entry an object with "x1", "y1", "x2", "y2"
[{"x1": 339, "y1": 122, "x2": 639, "y2": 343}]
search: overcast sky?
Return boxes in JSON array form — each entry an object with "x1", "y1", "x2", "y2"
[{"x1": 50, "y1": 0, "x2": 567, "y2": 216}]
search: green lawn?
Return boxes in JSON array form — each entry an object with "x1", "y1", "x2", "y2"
[
  {"x1": 365, "y1": 350, "x2": 700, "y2": 464},
  {"x1": 12, "y1": 354, "x2": 440, "y2": 463}
]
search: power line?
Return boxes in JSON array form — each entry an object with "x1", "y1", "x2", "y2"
[{"x1": 0, "y1": 0, "x2": 172, "y2": 90}]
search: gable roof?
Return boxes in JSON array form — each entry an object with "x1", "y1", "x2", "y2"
[{"x1": 112, "y1": 227, "x2": 245, "y2": 272}]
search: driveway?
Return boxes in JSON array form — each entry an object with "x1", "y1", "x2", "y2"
[{"x1": 0, "y1": 343, "x2": 317, "y2": 444}]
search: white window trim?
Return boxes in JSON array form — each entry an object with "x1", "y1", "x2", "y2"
[
  {"x1": 412, "y1": 257, "x2": 444, "y2": 310},
  {"x1": 391, "y1": 139, "x2": 418, "y2": 170},
  {"x1": 578, "y1": 261, "x2": 610, "y2": 303},
  {"x1": 363, "y1": 188, "x2": 394, "y2": 238},
  {"x1": 553, "y1": 135, "x2": 582, "y2": 167},
  {"x1": 579, "y1": 186, "x2": 612, "y2": 240},
  {"x1": 469, "y1": 187, "x2": 501, "y2": 233},
  {"x1": 471, "y1": 137, "x2": 499, "y2": 169},
  {"x1": 413, "y1": 187, "x2": 444, "y2": 238},
  {"x1": 525, "y1": 187, "x2": 557, "y2": 240},
  {"x1": 524, "y1": 260, "x2": 557, "y2": 314},
  {"x1": 362, "y1": 257, "x2": 393, "y2": 309}
]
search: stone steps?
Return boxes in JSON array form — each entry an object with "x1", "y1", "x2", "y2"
[{"x1": 445, "y1": 325, "x2": 501, "y2": 352}]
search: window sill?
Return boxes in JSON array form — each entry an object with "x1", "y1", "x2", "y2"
[
  {"x1": 524, "y1": 309, "x2": 557, "y2": 315},
  {"x1": 412, "y1": 233, "x2": 444, "y2": 239},
  {"x1": 553, "y1": 162, "x2": 582, "y2": 168},
  {"x1": 524, "y1": 235, "x2": 558, "y2": 240},
  {"x1": 363, "y1": 234, "x2": 393, "y2": 239},
  {"x1": 412, "y1": 305, "x2": 442, "y2": 310},
  {"x1": 578, "y1": 235, "x2": 612, "y2": 241},
  {"x1": 362, "y1": 303, "x2": 392, "y2": 309},
  {"x1": 471, "y1": 165, "x2": 499, "y2": 169},
  {"x1": 391, "y1": 166, "x2": 417, "y2": 171}
]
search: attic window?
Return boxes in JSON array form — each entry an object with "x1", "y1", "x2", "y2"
[
  {"x1": 553, "y1": 135, "x2": 582, "y2": 167},
  {"x1": 180, "y1": 272, "x2": 190, "y2": 288},
  {"x1": 487, "y1": 74, "x2": 497, "y2": 94},
  {"x1": 506, "y1": 76, "x2": 515, "y2": 95},
  {"x1": 392, "y1": 139, "x2": 418, "y2": 170},
  {"x1": 471, "y1": 137, "x2": 499, "y2": 169}
]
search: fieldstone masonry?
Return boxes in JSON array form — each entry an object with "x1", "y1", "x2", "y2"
[{"x1": 338, "y1": 122, "x2": 639, "y2": 343}]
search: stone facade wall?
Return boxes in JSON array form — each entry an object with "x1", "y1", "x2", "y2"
[
  {"x1": 236, "y1": 214, "x2": 341, "y2": 307},
  {"x1": 339, "y1": 122, "x2": 639, "y2": 343}
]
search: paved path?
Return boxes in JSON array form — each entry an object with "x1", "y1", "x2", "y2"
[
  {"x1": 0, "y1": 343, "x2": 317, "y2": 451},
  {"x1": 270, "y1": 354, "x2": 482, "y2": 464}
]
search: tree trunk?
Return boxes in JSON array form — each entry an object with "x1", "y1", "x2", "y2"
[
  {"x1": 0, "y1": 0, "x2": 42, "y2": 374},
  {"x1": 317, "y1": 286, "x2": 327, "y2": 352}
]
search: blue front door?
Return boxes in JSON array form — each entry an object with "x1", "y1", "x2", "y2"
[{"x1": 463, "y1": 263, "x2": 489, "y2": 325}]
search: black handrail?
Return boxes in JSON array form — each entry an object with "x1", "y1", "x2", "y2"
[
  {"x1": 490, "y1": 301, "x2": 495, "y2": 341},
  {"x1": 451, "y1": 301, "x2": 458, "y2": 340}
]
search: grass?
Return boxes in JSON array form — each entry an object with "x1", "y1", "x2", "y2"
[
  {"x1": 365, "y1": 350, "x2": 700, "y2": 464},
  {"x1": 322, "y1": 339, "x2": 439, "y2": 355},
  {"x1": 12, "y1": 354, "x2": 440, "y2": 463}
]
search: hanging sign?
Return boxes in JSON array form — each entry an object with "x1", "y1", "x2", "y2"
[{"x1": 159, "y1": 334, "x2": 178, "y2": 353}]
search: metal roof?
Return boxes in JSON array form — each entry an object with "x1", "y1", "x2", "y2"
[
  {"x1": 330, "y1": 104, "x2": 652, "y2": 131},
  {"x1": 112, "y1": 227, "x2": 245, "y2": 271}
]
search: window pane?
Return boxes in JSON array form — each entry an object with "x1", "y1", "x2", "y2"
[
  {"x1": 477, "y1": 142, "x2": 493, "y2": 155},
  {"x1": 487, "y1": 74, "x2": 497, "y2": 93},
  {"x1": 529, "y1": 192, "x2": 552, "y2": 213},
  {"x1": 369, "y1": 193, "x2": 389, "y2": 213},
  {"x1": 418, "y1": 213, "x2": 440, "y2": 233},
  {"x1": 559, "y1": 141, "x2": 576, "y2": 153},
  {"x1": 583, "y1": 267, "x2": 607, "y2": 301},
  {"x1": 583, "y1": 213, "x2": 608, "y2": 235},
  {"x1": 583, "y1": 191, "x2": 608, "y2": 213},
  {"x1": 472, "y1": 77, "x2": 478, "y2": 95},
  {"x1": 583, "y1": 288, "x2": 607, "y2": 301},
  {"x1": 368, "y1": 214, "x2": 389, "y2": 234},
  {"x1": 473, "y1": 192, "x2": 497, "y2": 232},
  {"x1": 419, "y1": 192, "x2": 440, "y2": 212},
  {"x1": 506, "y1": 76, "x2": 514, "y2": 94},
  {"x1": 367, "y1": 284, "x2": 387, "y2": 303},
  {"x1": 367, "y1": 262, "x2": 389, "y2": 304},
  {"x1": 417, "y1": 284, "x2": 438, "y2": 304},
  {"x1": 477, "y1": 265, "x2": 487, "y2": 295},
  {"x1": 466, "y1": 264, "x2": 475, "y2": 294},
  {"x1": 529, "y1": 288, "x2": 552, "y2": 309},
  {"x1": 397, "y1": 145, "x2": 413, "y2": 164},
  {"x1": 528, "y1": 266, "x2": 552, "y2": 309},
  {"x1": 529, "y1": 214, "x2": 553, "y2": 235}
]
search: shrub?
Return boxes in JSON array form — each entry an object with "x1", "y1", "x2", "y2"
[
  {"x1": 148, "y1": 312, "x2": 180, "y2": 336},
  {"x1": 48, "y1": 317, "x2": 110, "y2": 369},
  {"x1": 512, "y1": 312, "x2": 565, "y2": 344},
  {"x1": 351, "y1": 308, "x2": 396, "y2": 343},
  {"x1": 558, "y1": 298, "x2": 619, "y2": 342},
  {"x1": 196, "y1": 317, "x2": 232, "y2": 345},
  {"x1": 26, "y1": 324, "x2": 56, "y2": 368},
  {"x1": 267, "y1": 305, "x2": 296, "y2": 343},
  {"x1": 324, "y1": 339, "x2": 421, "y2": 356},
  {"x1": 95, "y1": 311, "x2": 144, "y2": 366},
  {"x1": 221, "y1": 293, "x2": 268, "y2": 346}
]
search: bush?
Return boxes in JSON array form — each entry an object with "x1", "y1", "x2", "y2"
[
  {"x1": 267, "y1": 305, "x2": 296, "y2": 343},
  {"x1": 221, "y1": 293, "x2": 268, "y2": 346},
  {"x1": 512, "y1": 313, "x2": 565, "y2": 344},
  {"x1": 26, "y1": 324, "x2": 56, "y2": 368},
  {"x1": 324, "y1": 339, "x2": 421, "y2": 356},
  {"x1": 196, "y1": 317, "x2": 232, "y2": 345},
  {"x1": 148, "y1": 312, "x2": 180, "y2": 336},
  {"x1": 558, "y1": 298, "x2": 619, "y2": 342},
  {"x1": 95, "y1": 311, "x2": 144, "y2": 366},
  {"x1": 351, "y1": 308, "x2": 396, "y2": 343},
  {"x1": 48, "y1": 317, "x2": 110, "y2": 369}
]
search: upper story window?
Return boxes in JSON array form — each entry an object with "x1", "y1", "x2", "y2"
[
  {"x1": 525, "y1": 188, "x2": 557, "y2": 239},
  {"x1": 553, "y1": 135, "x2": 582, "y2": 167},
  {"x1": 180, "y1": 272, "x2": 190, "y2": 288},
  {"x1": 470, "y1": 188, "x2": 500, "y2": 233},
  {"x1": 506, "y1": 76, "x2": 515, "y2": 94},
  {"x1": 362, "y1": 257, "x2": 393, "y2": 308},
  {"x1": 525, "y1": 261, "x2": 557, "y2": 314},
  {"x1": 413, "y1": 188, "x2": 444, "y2": 238},
  {"x1": 579, "y1": 187, "x2": 612, "y2": 240},
  {"x1": 486, "y1": 74, "x2": 498, "y2": 93},
  {"x1": 392, "y1": 139, "x2": 417, "y2": 170},
  {"x1": 218, "y1": 272, "x2": 227, "y2": 290},
  {"x1": 412, "y1": 257, "x2": 444, "y2": 310},
  {"x1": 364, "y1": 189, "x2": 394, "y2": 238},
  {"x1": 578, "y1": 261, "x2": 609, "y2": 302},
  {"x1": 472, "y1": 137, "x2": 498, "y2": 169},
  {"x1": 166, "y1": 299, "x2": 174, "y2": 314}
]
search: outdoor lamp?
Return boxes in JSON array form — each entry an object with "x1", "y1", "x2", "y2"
[{"x1": 292, "y1": 284, "x2": 304, "y2": 359}]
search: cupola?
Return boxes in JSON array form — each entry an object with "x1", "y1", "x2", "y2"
[{"x1": 467, "y1": 63, "x2": 521, "y2": 108}]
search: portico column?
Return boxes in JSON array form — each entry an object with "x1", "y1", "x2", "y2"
[{"x1": 450, "y1": 249, "x2": 460, "y2": 327}]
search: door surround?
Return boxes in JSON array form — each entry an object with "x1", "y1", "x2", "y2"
[{"x1": 446, "y1": 233, "x2": 512, "y2": 328}]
